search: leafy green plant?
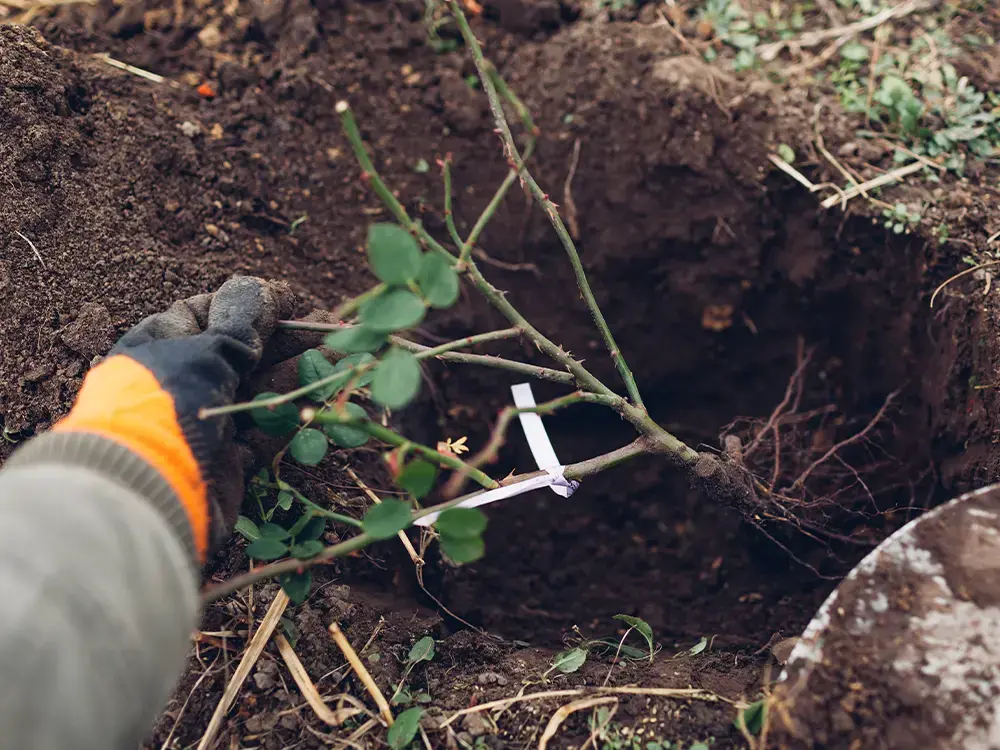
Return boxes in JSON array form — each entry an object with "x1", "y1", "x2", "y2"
[
  {"x1": 544, "y1": 615, "x2": 656, "y2": 678},
  {"x1": 387, "y1": 706, "x2": 424, "y2": 749},
  {"x1": 202, "y1": 0, "x2": 754, "y2": 622},
  {"x1": 882, "y1": 202, "x2": 922, "y2": 234},
  {"x1": 391, "y1": 635, "x2": 436, "y2": 706},
  {"x1": 734, "y1": 699, "x2": 768, "y2": 735}
]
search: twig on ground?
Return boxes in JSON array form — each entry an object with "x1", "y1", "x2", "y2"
[
  {"x1": 160, "y1": 653, "x2": 221, "y2": 750},
  {"x1": 818, "y1": 160, "x2": 925, "y2": 210},
  {"x1": 539, "y1": 697, "x2": 619, "y2": 750},
  {"x1": 471, "y1": 247, "x2": 542, "y2": 275},
  {"x1": 276, "y1": 632, "x2": 364, "y2": 726},
  {"x1": 14, "y1": 231, "x2": 45, "y2": 269},
  {"x1": 346, "y1": 466, "x2": 422, "y2": 567},
  {"x1": 563, "y1": 139, "x2": 583, "y2": 241},
  {"x1": 197, "y1": 590, "x2": 289, "y2": 750},
  {"x1": 328, "y1": 622, "x2": 394, "y2": 726},
  {"x1": 987, "y1": 229, "x2": 999, "y2": 245},
  {"x1": 94, "y1": 53, "x2": 175, "y2": 86},
  {"x1": 758, "y1": 0, "x2": 925, "y2": 61},
  {"x1": 440, "y1": 686, "x2": 725, "y2": 728},
  {"x1": 929, "y1": 260, "x2": 1000, "y2": 308}
]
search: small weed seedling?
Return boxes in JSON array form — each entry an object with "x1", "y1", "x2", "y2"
[
  {"x1": 882, "y1": 202, "x2": 921, "y2": 234},
  {"x1": 390, "y1": 635, "x2": 436, "y2": 706},
  {"x1": 545, "y1": 615, "x2": 656, "y2": 679}
]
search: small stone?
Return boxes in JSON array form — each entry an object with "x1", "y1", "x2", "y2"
[
  {"x1": 197, "y1": 23, "x2": 222, "y2": 48},
  {"x1": 461, "y1": 712, "x2": 491, "y2": 737},
  {"x1": 209, "y1": 123, "x2": 224, "y2": 140},
  {"x1": 252, "y1": 671, "x2": 276, "y2": 691},
  {"x1": 477, "y1": 671, "x2": 508, "y2": 686},
  {"x1": 164, "y1": 199, "x2": 180, "y2": 212},
  {"x1": 205, "y1": 223, "x2": 220, "y2": 237},
  {"x1": 280, "y1": 714, "x2": 298, "y2": 730},
  {"x1": 180, "y1": 121, "x2": 201, "y2": 137},
  {"x1": 244, "y1": 712, "x2": 278, "y2": 733}
]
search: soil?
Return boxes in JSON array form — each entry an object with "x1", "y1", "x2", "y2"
[{"x1": 2, "y1": 0, "x2": 1000, "y2": 748}]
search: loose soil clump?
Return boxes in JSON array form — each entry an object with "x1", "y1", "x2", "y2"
[{"x1": 2, "y1": 2, "x2": 1000, "y2": 747}]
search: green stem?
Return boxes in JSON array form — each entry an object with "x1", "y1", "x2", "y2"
[
  {"x1": 445, "y1": 1, "x2": 646, "y2": 411},
  {"x1": 336, "y1": 101, "x2": 454, "y2": 261},
  {"x1": 441, "y1": 157, "x2": 464, "y2": 249},
  {"x1": 277, "y1": 320, "x2": 575, "y2": 386},
  {"x1": 202, "y1": 436, "x2": 656, "y2": 603},
  {"x1": 287, "y1": 486, "x2": 364, "y2": 528},
  {"x1": 308, "y1": 407, "x2": 500, "y2": 491},
  {"x1": 332, "y1": 283, "x2": 387, "y2": 322}
]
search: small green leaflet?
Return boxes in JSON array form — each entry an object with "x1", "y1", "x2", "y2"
[
  {"x1": 417, "y1": 253, "x2": 460, "y2": 309},
  {"x1": 440, "y1": 534, "x2": 484, "y2": 564},
  {"x1": 324, "y1": 326, "x2": 386, "y2": 354},
  {"x1": 435, "y1": 508, "x2": 487, "y2": 539},
  {"x1": 613, "y1": 614, "x2": 655, "y2": 662},
  {"x1": 333, "y1": 352, "x2": 376, "y2": 387},
  {"x1": 686, "y1": 636, "x2": 708, "y2": 657},
  {"x1": 290, "y1": 540, "x2": 324, "y2": 559},
  {"x1": 362, "y1": 499, "x2": 412, "y2": 539},
  {"x1": 397, "y1": 459, "x2": 438, "y2": 499},
  {"x1": 234, "y1": 516, "x2": 261, "y2": 542},
  {"x1": 250, "y1": 393, "x2": 299, "y2": 436},
  {"x1": 289, "y1": 428, "x2": 328, "y2": 466},
  {"x1": 294, "y1": 516, "x2": 327, "y2": 542},
  {"x1": 259, "y1": 523, "x2": 291, "y2": 540},
  {"x1": 276, "y1": 490, "x2": 294, "y2": 511},
  {"x1": 360, "y1": 289, "x2": 426, "y2": 333},
  {"x1": 551, "y1": 647, "x2": 587, "y2": 674},
  {"x1": 367, "y1": 223, "x2": 421, "y2": 285},
  {"x1": 387, "y1": 707, "x2": 423, "y2": 750},
  {"x1": 372, "y1": 347, "x2": 421, "y2": 409},
  {"x1": 281, "y1": 570, "x2": 312, "y2": 605},
  {"x1": 323, "y1": 402, "x2": 370, "y2": 448},
  {"x1": 246, "y1": 538, "x2": 288, "y2": 561},
  {"x1": 407, "y1": 636, "x2": 435, "y2": 664},
  {"x1": 297, "y1": 349, "x2": 339, "y2": 402},
  {"x1": 734, "y1": 699, "x2": 767, "y2": 735}
]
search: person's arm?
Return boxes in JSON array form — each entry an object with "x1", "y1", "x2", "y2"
[{"x1": 0, "y1": 277, "x2": 294, "y2": 750}]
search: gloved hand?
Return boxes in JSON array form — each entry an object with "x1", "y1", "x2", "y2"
[{"x1": 53, "y1": 276, "x2": 295, "y2": 561}]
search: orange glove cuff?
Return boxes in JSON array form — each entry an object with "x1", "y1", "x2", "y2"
[{"x1": 54, "y1": 355, "x2": 209, "y2": 561}]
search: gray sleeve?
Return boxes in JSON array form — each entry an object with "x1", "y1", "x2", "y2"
[{"x1": 0, "y1": 433, "x2": 200, "y2": 750}]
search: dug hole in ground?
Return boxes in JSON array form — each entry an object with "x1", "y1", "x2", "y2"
[{"x1": 1, "y1": 2, "x2": 999, "y2": 748}]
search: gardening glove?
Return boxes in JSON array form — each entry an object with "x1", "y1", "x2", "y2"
[{"x1": 0, "y1": 276, "x2": 294, "y2": 750}]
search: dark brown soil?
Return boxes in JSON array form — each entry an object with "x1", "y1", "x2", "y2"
[{"x1": 2, "y1": 1, "x2": 1000, "y2": 748}]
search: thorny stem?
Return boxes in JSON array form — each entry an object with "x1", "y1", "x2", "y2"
[
  {"x1": 200, "y1": 327, "x2": 528, "y2": 418},
  {"x1": 336, "y1": 102, "x2": 454, "y2": 260},
  {"x1": 443, "y1": 391, "x2": 626, "y2": 497},
  {"x1": 202, "y1": 436, "x2": 656, "y2": 603},
  {"x1": 277, "y1": 320, "x2": 576, "y2": 386},
  {"x1": 446, "y1": 0, "x2": 646, "y2": 411},
  {"x1": 307, "y1": 407, "x2": 500, "y2": 491}
]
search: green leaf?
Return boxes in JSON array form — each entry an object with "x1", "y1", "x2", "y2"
[
  {"x1": 298, "y1": 349, "x2": 339, "y2": 402},
  {"x1": 362, "y1": 499, "x2": 412, "y2": 539},
  {"x1": 387, "y1": 707, "x2": 423, "y2": 750},
  {"x1": 367, "y1": 223, "x2": 422, "y2": 285},
  {"x1": 323, "y1": 402, "x2": 370, "y2": 448},
  {"x1": 689, "y1": 744, "x2": 709, "y2": 750},
  {"x1": 290, "y1": 540, "x2": 324, "y2": 559},
  {"x1": 551, "y1": 647, "x2": 587, "y2": 674},
  {"x1": 234, "y1": 515, "x2": 261, "y2": 542},
  {"x1": 734, "y1": 699, "x2": 767, "y2": 735},
  {"x1": 280, "y1": 616, "x2": 299, "y2": 648},
  {"x1": 360, "y1": 289, "x2": 426, "y2": 333},
  {"x1": 276, "y1": 490, "x2": 294, "y2": 511},
  {"x1": 407, "y1": 635, "x2": 436, "y2": 664},
  {"x1": 440, "y1": 534, "x2": 485, "y2": 564},
  {"x1": 334, "y1": 353, "x2": 377, "y2": 387},
  {"x1": 687, "y1": 636, "x2": 709, "y2": 656},
  {"x1": 614, "y1": 615, "x2": 655, "y2": 661},
  {"x1": 840, "y1": 41, "x2": 870, "y2": 61},
  {"x1": 286, "y1": 511, "x2": 315, "y2": 538},
  {"x1": 371, "y1": 347, "x2": 421, "y2": 409},
  {"x1": 295, "y1": 516, "x2": 327, "y2": 542},
  {"x1": 259, "y1": 523, "x2": 292, "y2": 540},
  {"x1": 777, "y1": 143, "x2": 795, "y2": 164},
  {"x1": 281, "y1": 570, "x2": 312, "y2": 604},
  {"x1": 436, "y1": 508, "x2": 487, "y2": 539},
  {"x1": 250, "y1": 393, "x2": 299, "y2": 436},
  {"x1": 417, "y1": 253, "x2": 460, "y2": 309},
  {"x1": 289, "y1": 428, "x2": 329, "y2": 466},
  {"x1": 246, "y1": 538, "x2": 288, "y2": 561},
  {"x1": 397, "y1": 459, "x2": 438, "y2": 499},
  {"x1": 324, "y1": 326, "x2": 387, "y2": 354}
]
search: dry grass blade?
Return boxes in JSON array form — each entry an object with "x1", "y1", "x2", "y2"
[
  {"x1": 819, "y1": 160, "x2": 925, "y2": 209},
  {"x1": 440, "y1": 686, "x2": 724, "y2": 728},
  {"x1": 14, "y1": 231, "x2": 45, "y2": 269},
  {"x1": 346, "y1": 466, "x2": 422, "y2": 566},
  {"x1": 197, "y1": 589, "x2": 290, "y2": 750},
  {"x1": 329, "y1": 621, "x2": 394, "y2": 726},
  {"x1": 538, "y1": 696, "x2": 618, "y2": 750},
  {"x1": 929, "y1": 260, "x2": 1000, "y2": 308},
  {"x1": 276, "y1": 632, "x2": 365, "y2": 726}
]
